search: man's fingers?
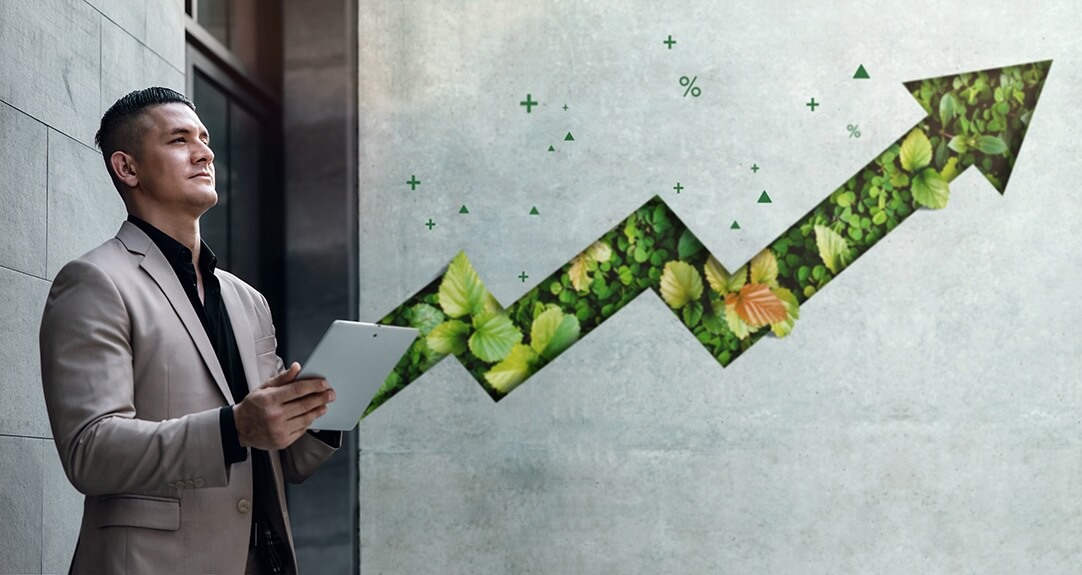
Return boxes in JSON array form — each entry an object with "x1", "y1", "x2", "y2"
[
  {"x1": 273, "y1": 377, "x2": 330, "y2": 405},
  {"x1": 283, "y1": 388, "x2": 335, "y2": 421},
  {"x1": 264, "y1": 362, "x2": 301, "y2": 388}
]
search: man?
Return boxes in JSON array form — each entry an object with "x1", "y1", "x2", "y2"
[{"x1": 39, "y1": 87, "x2": 340, "y2": 575}]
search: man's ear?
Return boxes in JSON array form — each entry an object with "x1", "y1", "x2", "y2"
[{"x1": 109, "y1": 151, "x2": 139, "y2": 189}]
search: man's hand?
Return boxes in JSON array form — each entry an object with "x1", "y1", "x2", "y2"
[{"x1": 233, "y1": 362, "x2": 336, "y2": 451}]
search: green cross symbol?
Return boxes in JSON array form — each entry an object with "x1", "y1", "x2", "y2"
[
  {"x1": 407, "y1": 175, "x2": 421, "y2": 190},
  {"x1": 520, "y1": 94, "x2": 538, "y2": 113}
]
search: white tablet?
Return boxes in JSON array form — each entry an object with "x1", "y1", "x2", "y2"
[{"x1": 297, "y1": 320, "x2": 419, "y2": 431}]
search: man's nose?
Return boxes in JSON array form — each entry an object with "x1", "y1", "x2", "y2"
[{"x1": 194, "y1": 140, "x2": 215, "y2": 164}]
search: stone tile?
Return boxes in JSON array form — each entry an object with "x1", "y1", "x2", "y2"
[
  {"x1": 0, "y1": 436, "x2": 44, "y2": 575},
  {"x1": 46, "y1": 129, "x2": 125, "y2": 280},
  {"x1": 41, "y1": 442, "x2": 82, "y2": 575},
  {"x1": 100, "y1": 16, "x2": 186, "y2": 117},
  {"x1": 84, "y1": 0, "x2": 145, "y2": 44},
  {"x1": 0, "y1": 0, "x2": 100, "y2": 146},
  {"x1": 0, "y1": 267, "x2": 52, "y2": 438},
  {"x1": 0, "y1": 101, "x2": 48, "y2": 278},
  {"x1": 145, "y1": 0, "x2": 185, "y2": 72}
]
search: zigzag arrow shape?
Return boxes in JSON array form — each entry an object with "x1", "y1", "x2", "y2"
[{"x1": 367, "y1": 60, "x2": 1052, "y2": 416}]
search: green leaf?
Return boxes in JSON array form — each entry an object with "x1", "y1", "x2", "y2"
[
  {"x1": 974, "y1": 135, "x2": 1008, "y2": 155},
  {"x1": 872, "y1": 211, "x2": 888, "y2": 225},
  {"x1": 769, "y1": 287, "x2": 800, "y2": 338},
  {"x1": 900, "y1": 128, "x2": 932, "y2": 172},
  {"x1": 947, "y1": 135, "x2": 968, "y2": 154},
  {"x1": 701, "y1": 301, "x2": 727, "y2": 335},
  {"x1": 438, "y1": 252, "x2": 487, "y2": 318},
  {"x1": 529, "y1": 306, "x2": 580, "y2": 360},
  {"x1": 659, "y1": 261, "x2": 704, "y2": 309},
  {"x1": 682, "y1": 300, "x2": 703, "y2": 328},
  {"x1": 814, "y1": 224, "x2": 851, "y2": 274},
  {"x1": 408, "y1": 303, "x2": 445, "y2": 336},
  {"x1": 911, "y1": 168, "x2": 950, "y2": 209},
  {"x1": 427, "y1": 320, "x2": 470, "y2": 355},
  {"x1": 939, "y1": 93, "x2": 957, "y2": 124},
  {"x1": 837, "y1": 191, "x2": 856, "y2": 208},
  {"x1": 941, "y1": 156, "x2": 961, "y2": 181},
  {"x1": 623, "y1": 216, "x2": 639, "y2": 245},
  {"x1": 468, "y1": 311, "x2": 522, "y2": 362},
  {"x1": 484, "y1": 344, "x2": 538, "y2": 394},
  {"x1": 677, "y1": 229, "x2": 705, "y2": 260}
]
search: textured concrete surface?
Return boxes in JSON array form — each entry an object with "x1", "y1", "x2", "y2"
[
  {"x1": 0, "y1": 436, "x2": 44, "y2": 575},
  {"x1": 0, "y1": 0, "x2": 186, "y2": 572},
  {"x1": 0, "y1": 0, "x2": 100, "y2": 146},
  {"x1": 357, "y1": 1, "x2": 1082, "y2": 572},
  {"x1": 45, "y1": 129, "x2": 126, "y2": 280},
  {"x1": 0, "y1": 268, "x2": 51, "y2": 438},
  {"x1": 0, "y1": 102, "x2": 48, "y2": 279},
  {"x1": 41, "y1": 443, "x2": 82, "y2": 575}
]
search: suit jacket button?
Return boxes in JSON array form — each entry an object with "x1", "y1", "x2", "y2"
[
  {"x1": 237, "y1": 498, "x2": 251, "y2": 513},
  {"x1": 166, "y1": 482, "x2": 175, "y2": 490},
  {"x1": 184, "y1": 480, "x2": 196, "y2": 489},
  {"x1": 194, "y1": 478, "x2": 205, "y2": 488}
]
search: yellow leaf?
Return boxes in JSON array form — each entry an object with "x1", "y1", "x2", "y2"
[
  {"x1": 568, "y1": 252, "x2": 590, "y2": 292},
  {"x1": 659, "y1": 261, "x2": 703, "y2": 310},
  {"x1": 727, "y1": 284, "x2": 788, "y2": 327},
  {"x1": 704, "y1": 256, "x2": 745, "y2": 294},
  {"x1": 750, "y1": 249, "x2": 779, "y2": 288},
  {"x1": 586, "y1": 240, "x2": 612, "y2": 264}
]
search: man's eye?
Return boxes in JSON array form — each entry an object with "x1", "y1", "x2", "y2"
[{"x1": 172, "y1": 138, "x2": 184, "y2": 143}]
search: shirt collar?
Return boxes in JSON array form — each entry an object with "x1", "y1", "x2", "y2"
[{"x1": 127, "y1": 215, "x2": 218, "y2": 275}]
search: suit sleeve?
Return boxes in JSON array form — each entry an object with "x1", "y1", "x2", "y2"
[
  {"x1": 40, "y1": 259, "x2": 229, "y2": 496},
  {"x1": 254, "y1": 292, "x2": 343, "y2": 483}
]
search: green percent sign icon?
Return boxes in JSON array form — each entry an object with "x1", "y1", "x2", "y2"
[{"x1": 364, "y1": 60, "x2": 1051, "y2": 418}]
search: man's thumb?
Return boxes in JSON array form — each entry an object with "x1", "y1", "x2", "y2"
[{"x1": 268, "y1": 362, "x2": 301, "y2": 387}]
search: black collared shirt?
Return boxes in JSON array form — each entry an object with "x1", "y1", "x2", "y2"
[{"x1": 127, "y1": 215, "x2": 251, "y2": 465}]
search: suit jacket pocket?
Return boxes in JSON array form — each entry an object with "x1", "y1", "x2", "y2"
[{"x1": 94, "y1": 494, "x2": 180, "y2": 531}]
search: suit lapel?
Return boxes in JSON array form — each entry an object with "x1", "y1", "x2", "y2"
[
  {"x1": 218, "y1": 277, "x2": 261, "y2": 393},
  {"x1": 117, "y1": 222, "x2": 234, "y2": 405}
]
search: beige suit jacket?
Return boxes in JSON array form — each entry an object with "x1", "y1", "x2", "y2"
[{"x1": 39, "y1": 221, "x2": 340, "y2": 574}]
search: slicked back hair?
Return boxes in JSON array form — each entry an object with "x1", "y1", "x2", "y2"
[{"x1": 95, "y1": 87, "x2": 196, "y2": 191}]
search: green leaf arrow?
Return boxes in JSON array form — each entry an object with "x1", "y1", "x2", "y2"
[{"x1": 364, "y1": 60, "x2": 1050, "y2": 416}]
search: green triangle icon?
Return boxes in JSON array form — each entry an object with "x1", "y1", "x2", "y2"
[
  {"x1": 548, "y1": 145, "x2": 556, "y2": 152},
  {"x1": 853, "y1": 64, "x2": 870, "y2": 79},
  {"x1": 730, "y1": 220, "x2": 740, "y2": 229},
  {"x1": 564, "y1": 132, "x2": 574, "y2": 141},
  {"x1": 757, "y1": 190, "x2": 772, "y2": 203},
  {"x1": 530, "y1": 206, "x2": 540, "y2": 215},
  {"x1": 459, "y1": 204, "x2": 469, "y2": 214}
]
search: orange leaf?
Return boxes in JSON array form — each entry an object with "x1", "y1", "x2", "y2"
[{"x1": 725, "y1": 284, "x2": 788, "y2": 327}]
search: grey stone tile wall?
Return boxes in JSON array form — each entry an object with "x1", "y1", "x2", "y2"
[
  {"x1": 0, "y1": 102, "x2": 48, "y2": 279},
  {"x1": 0, "y1": 0, "x2": 100, "y2": 147},
  {"x1": 0, "y1": 268, "x2": 51, "y2": 439},
  {"x1": 0, "y1": 436, "x2": 44, "y2": 575},
  {"x1": 45, "y1": 128, "x2": 126, "y2": 280},
  {"x1": 0, "y1": 0, "x2": 186, "y2": 572}
]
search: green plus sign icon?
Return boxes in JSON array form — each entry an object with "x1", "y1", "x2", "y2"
[
  {"x1": 806, "y1": 97, "x2": 820, "y2": 111},
  {"x1": 663, "y1": 35, "x2": 676, "y2": 49},
  {"x1": 520, "y1": 94, "x2": 538, "y2": 113},
  {"x1": 518, "y1": 271, "x2": 529, "y2": 282},
  {"x1": 424, "y1": 218, "x2": 436, "y2": 230},
  {"x1": 673, "y1": 182, "x2": 684, "y2": 194},
  {"x1": 407, "y1": 175, "x2": 421, "y2": 190}
]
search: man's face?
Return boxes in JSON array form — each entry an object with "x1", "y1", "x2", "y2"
[{"x1": 132, "y1": 103, "x2": 217, "y2": 216}]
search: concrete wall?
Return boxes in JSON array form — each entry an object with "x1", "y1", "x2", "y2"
[
  {"x1": 0, "y1": 0, "x2": 185, "y2": 572},
  {"x1": 355, "y1": 2, "x2": 1082, "y2": 573}
]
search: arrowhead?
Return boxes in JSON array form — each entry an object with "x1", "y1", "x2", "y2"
[{"x1": 904, "y1": 60, "x2": 1052, "y2": 194}]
